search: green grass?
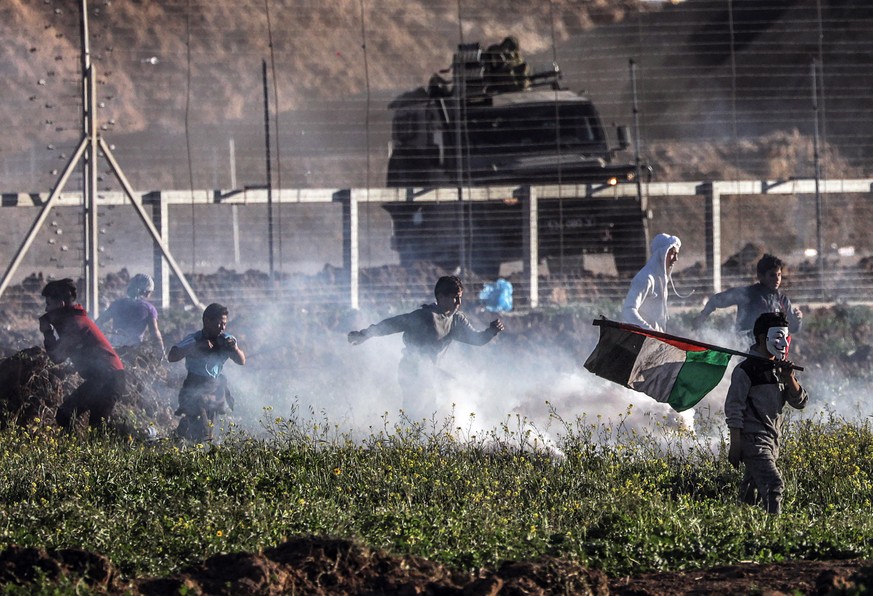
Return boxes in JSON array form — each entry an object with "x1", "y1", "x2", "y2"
[{"x1": 0, "y1": 405, "x2": 872, "y2": 583}]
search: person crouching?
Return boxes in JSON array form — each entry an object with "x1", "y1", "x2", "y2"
[{"x1": 40, "y1": 279, "x2": 125, "y2": 431}]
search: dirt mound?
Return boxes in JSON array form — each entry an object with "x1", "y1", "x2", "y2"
[
  {"x1": 0, "y1": 343, "x2": 178, "y2": 437},
  {"x1": 0, "y1": 347, "x2": 72, "y2": 427},
  {"x1": 647, "y1": 129, "x2": 868, "y2": 182},
  {"x1": 0, "y1": 537, "x2": 608, "y2": 595},
  {"x1": 0, "y1": 545, "x2": 119, "y2": 592},
  {"x1": 136, "y1": 537, "x2": 607, "y2": 595},
  {"x1": 1, "y1": 537, "x2": 872, "y2": 595}
]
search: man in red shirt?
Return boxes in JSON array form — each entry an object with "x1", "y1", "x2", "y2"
[{"x1": 39, "y1": 279, "x2": 125, "y2": 430}]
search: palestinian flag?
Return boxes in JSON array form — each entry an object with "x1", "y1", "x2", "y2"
[{"x1": 584, "y1": 320, "x2": 733, "y2": 412}]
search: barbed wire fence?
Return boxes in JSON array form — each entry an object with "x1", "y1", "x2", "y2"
[{"x1": 2, "y1": 0, "x2": 873, "y2": 314}]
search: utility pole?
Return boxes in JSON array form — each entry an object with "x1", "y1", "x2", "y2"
[
  {"x1": 811, "y1": 58, "x2": 824, "y2": 295},
  {"x1": 81, "y1": 2, "x2": 99, "y2": 313},
  {"x1": 0, "y1": 0, "x2": 203, "y2": 314},
  {"x1": 263, "y1": 59, "x2": 275, "y2": 279}
]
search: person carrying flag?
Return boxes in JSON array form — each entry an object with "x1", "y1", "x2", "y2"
[{"x1": 725, "y1": 311, "x2": 808, "y2": 514}]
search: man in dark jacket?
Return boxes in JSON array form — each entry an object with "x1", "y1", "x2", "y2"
[
  {"x1": 348, "y1": 276, "x2": 504, "y2": 413},
  {"x1": 724, "y1": 312, "x2": 808, "y2": 514}
]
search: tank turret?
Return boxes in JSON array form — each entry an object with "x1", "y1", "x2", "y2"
[
  {"x1": 384, "y1": 38, "x2": 652, "y2": 277},
  {"x1": 387, "y1": 39, "x2": 645, "y2": 188}
]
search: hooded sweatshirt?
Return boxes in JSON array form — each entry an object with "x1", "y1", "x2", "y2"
[{"x1": 621, "y1": 233, "x2": 682, "y2": 332}]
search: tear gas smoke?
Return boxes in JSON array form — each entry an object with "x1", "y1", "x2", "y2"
[
  {"x1": 218, "y1": 304, "x2": 705, "y2": 447},
  {"x1": 214, "y1": 302, "x2": 873, "y2": 450}
]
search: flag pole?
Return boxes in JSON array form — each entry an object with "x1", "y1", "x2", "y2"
[{"x1": 592, "y1": 319, "x2": 804, "y2": 372}]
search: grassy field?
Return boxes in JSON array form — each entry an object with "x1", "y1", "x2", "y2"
[{"x1": 0, "y1": 403, "x2": 872, "y2": 582}]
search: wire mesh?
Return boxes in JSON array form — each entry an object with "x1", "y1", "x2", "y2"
[{"x1": 2, "y1": 0, "x2": 873, "y2": 314}]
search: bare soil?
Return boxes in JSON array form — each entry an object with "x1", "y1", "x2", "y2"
[{"x1": 0, "y1": 537, "x2": 871, "y2": 595}]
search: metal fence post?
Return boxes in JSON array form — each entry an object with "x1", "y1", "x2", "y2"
[
  {"x1": 520, "y1": 185, "x2": 539, "y2": 309},
  {"x1": 143, "y1": 191, "x2": 169, "y2": 311},
  {"x1": 336, "y1": 189, "x2": 359, "y2": 310},
  {"x1": 699, "y1": 182, "x2": 722, "y2": 294}
]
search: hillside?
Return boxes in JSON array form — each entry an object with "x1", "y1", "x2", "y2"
[
  {"x1": 2, "y1": 0, "x2": 658, "y2": 191},
  {"x1": 3, "y1": 0, "x2": 872, "y2": 193}
]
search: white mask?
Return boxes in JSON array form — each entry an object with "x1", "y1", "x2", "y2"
[{"x1": 766, "y1": 326, "x2": 790, "y2": 360}]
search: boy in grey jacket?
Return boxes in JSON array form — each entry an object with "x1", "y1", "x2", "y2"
[
  {"x1": 348, "y1": 276, "x2": 504, "y2": 413},
  {"x1": 725, "y1": 312, "x2": 808, "y2": 514},
  {"x1": 693, "y1": 253, "x2": 803, "y2": 338}
]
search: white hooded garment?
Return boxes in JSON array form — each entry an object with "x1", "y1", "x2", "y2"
[{"x1": 621, "y1": 233, "x2": 682, "y2": 332}]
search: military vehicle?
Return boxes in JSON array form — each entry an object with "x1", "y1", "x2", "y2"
[{"x1": 384, "y1": 40, "x2": 651, "y2": 277}]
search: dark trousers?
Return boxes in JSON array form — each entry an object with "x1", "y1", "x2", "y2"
[
  {"x1": 56, "y1": 369, "x2": 125, "y2": 430},
  {"x1": 739, "y1": 432, "x2": 784, "y2": 515},
  {"x1": 174, "y1": 374, "x2": 228, "y2": 442}
]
